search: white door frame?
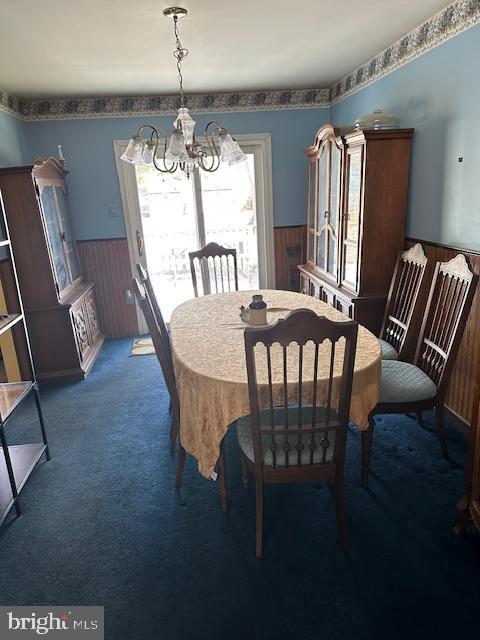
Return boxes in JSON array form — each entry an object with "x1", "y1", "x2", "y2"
[{"x1": 114, "y1": 132, "x2": 275, "y2": 332}]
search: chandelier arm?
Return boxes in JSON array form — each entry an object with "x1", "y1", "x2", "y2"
[
  {"x1": 136, "y1": 124, "x2": 177, "y2": 173},
  {"x1": 198, "y1": 151, "x2": 220, "y2": 173},
  {"x1": 202, "y1": 120, "x2": 224, "y2": 169}
]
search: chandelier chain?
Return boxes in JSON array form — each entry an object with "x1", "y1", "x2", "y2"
[{"x1": 173, "y1": 15, "x2": 186, "y2": 107}]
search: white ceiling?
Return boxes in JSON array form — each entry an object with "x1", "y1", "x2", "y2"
[{"x1": 0, "y1": 0, "x2": 452, "y2": 98}]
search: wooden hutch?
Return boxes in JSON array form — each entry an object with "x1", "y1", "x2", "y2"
[
  {"x1": 0, "y1": 158, "x2": 104, "y2": 384},
  {"x1": 298, "y1": 124, "x2": 414, "y2": 335}
]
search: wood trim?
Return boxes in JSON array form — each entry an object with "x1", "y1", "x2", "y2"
[
  {"x1": 77, "y1": 238, "x2": 138, "y2": 338},
  {"x1": 405, "y1": 236, "x2": 480, "y2": 257},
  {"x1": 406, "y1": 237, "x2": 480, "y2": 427},
  {"x1": 274, "y1": 225, "x2": 305, "y2": 292}
]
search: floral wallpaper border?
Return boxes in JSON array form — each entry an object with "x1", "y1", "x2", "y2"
[
  {"x1": 329, "y1": 0, "x2": 480, "y2": 104},
  {"x1": 1, "y1": 0, "x2": 479, "y2": 121},
  {"x1": 15, "y1": 89, "x2": 330, "y2": 121}
]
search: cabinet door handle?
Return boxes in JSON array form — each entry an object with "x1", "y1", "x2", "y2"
[{"x1": 136, "y1": 230, "x2": 144, "y2": 256}]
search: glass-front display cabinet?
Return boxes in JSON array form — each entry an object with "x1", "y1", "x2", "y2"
[{"x1": 299, "y1": 124, "x2": 414, "y2": 335}]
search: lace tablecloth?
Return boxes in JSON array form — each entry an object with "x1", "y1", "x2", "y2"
[{"x1": 170, "y1": 290, "x2": 381, "y2": 478}]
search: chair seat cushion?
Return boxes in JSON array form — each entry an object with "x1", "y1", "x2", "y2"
[
  {"x1": 379, "y1": 361, "x2": 437, "y2": 404},
  {"x1": 378, "y1": 338, "x2": 399, "y2": 360},
  {"x1": 237, "y1": 406, "x2": 337, "y2": 467}
]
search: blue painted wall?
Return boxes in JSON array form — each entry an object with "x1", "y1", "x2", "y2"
[
  {"x1": 25, "y1": 108, "x2": 330, "y2": 240},
  {"x1": 331, "y1": 24, "x2": 480, "y2": 251},
  {"x1": 0, "y1": 111, "x2": 28, "y2": 166}
]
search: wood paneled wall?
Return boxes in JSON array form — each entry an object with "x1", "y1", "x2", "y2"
[
  {"x1": 77, "y1": 238, "x2": 138, "y2": 338},
  {"x1": 274, "y1": 225, "x2": 305, "y2": 291},
  {"x1": 406, "y1": 237, "x2": 480, "y2": 428}
]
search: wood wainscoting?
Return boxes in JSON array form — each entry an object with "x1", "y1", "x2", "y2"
[
  {"x1": 77, "y1": 238, "x2": 138, "y2": 338},
  {"x1": 406, "y1": 237, "x2": 480, "y2": 428},
  {"x1": 274, "y1": 225, "x2": 305, "y2": 291}
]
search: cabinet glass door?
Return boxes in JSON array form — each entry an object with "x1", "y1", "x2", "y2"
[
  {"x1": 306, "y1": 161, "x2": 316, "y2": 264},
  {"x1": 315, "y1": 143, "x2": 329, "y2": 271},
  {"x1": 55, "y1": 186, "x2": 81, "y2": 282},
  {"x1": 342, "y1": 146, "x2": 364, "y2": 290},
  {"x1": 40, "y1": 185, "x2": 69, "y2": 293},
  {"x1": 326, "y1": 141, "x2": 341, "y2": 280}
]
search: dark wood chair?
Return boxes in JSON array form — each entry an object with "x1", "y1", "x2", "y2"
[
  {"x1": 133, "y1": 278, "x2": 229, "y2": 509},
  {"x1": 238, "y1": 308, "x2": 358, "y2": 557},
  {"x1": 362, "y1": 254, "x2": 479, "y2": 487},
  {"x1": 379, "y1": 243, "x2": 428, "y2": 361},
  {"x1": 136, "y1": 263, "x2": 172, "y2": 366},
  {"x1": 133, "y1": 278, "x2": 182, "y2": 462},
  {"x1": 189, "y1": 242, "x2": 239, "y2": 297}
]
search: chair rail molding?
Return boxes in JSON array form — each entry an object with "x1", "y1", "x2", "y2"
[{"x1": 2, "y1": 1, "x2": 479, "y2": 121}]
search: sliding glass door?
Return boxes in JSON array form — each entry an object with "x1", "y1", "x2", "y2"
[{"x1": 116, "y1": 135, "x2": 274, "y2": 326}]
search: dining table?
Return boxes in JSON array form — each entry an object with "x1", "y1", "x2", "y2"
[{"x1": 169, "y1": 289, "x2": 382, "y2": 479}]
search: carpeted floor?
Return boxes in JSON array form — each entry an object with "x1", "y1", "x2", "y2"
[{"x1": 0, "y1": 338, "x2": 479, "y2": 640}]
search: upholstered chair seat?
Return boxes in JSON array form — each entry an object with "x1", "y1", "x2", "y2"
[
  {"x1": 378, "y1": 338, "x2": 399, "y2": 361},
  {"x1": 379, "y1": 361, "x2": 437, "y2": 404},
  {"x1": 237, "y1": 406, "x2": 337, "y2": 467}
]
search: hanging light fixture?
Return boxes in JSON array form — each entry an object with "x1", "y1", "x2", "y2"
[{"x1": 121, "y1": 6, "x2": 247, "y2": 178}]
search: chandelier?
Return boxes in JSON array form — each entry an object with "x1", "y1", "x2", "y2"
[{"x1": 121, "y1": 6, "x2": 246, "y2": 177}]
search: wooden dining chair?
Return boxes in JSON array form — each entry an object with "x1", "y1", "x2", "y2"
[
  {"x1": 237, "y1": 308, "x2": 358, "y2": 557},
  {"x1": 379, "y1": 243, "x2": 428, "y2": 361},
  {"x1": 136, "y1": 263, "x2": 172, "y2": 365},
  {"x1": 362, "y1": 254, "x2": 479, "y2": 487},
  {"x1": 189, "y1": 242, "x2": 239, "y2": 297},
  {"x1": 133, "y1": 278, "x2": 229, "y2": 509},
  {"x1": 133, "y1": 278, "x2": 182, "y2": 458}
]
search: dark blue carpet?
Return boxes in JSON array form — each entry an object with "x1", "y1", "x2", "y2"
[{"x1": 0, "y1": 338, "x2": 479, "y2": 639}]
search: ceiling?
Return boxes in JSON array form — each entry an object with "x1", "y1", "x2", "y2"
[{"x1": 0, "y1": 0, "x2": 452, "y2": 99}]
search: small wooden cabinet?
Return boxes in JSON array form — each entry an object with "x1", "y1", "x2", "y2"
[
  {"x1": 299, "y1": 124, "x2": 414, "y2": 335},
  {"x1": 0, "y1": 158, "x2": 104, "y2": 383}
]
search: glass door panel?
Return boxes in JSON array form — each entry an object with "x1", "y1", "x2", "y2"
[
  {"x1": 135, "y1": 166, "x2": 198, "y2": 321},
  {"x1": 54, "y1": 187, "x2": 81, "y2": 282},
  {"x1": 306, "y1": 161, "x2": 316, "y2": 265},
  {"x1": 316, "y1": 144, "x2": 329, "y2": 271},
  {"x1": 325, "y1": 141, "x2": 341, "y2": 280},
  {"x1": 200, "y1": 154, "x2": 259, "y2": 291},
  {"x1": 317, "y1": 230, "x2": 325, "y2": 267},
  {"x1": 344, "y1": 149, "x2": 362, "y2": 243},
  {"x1": 342, "y1": 146, "x2": 364, "y2": 290},
  {"x1": 40, "y1": 185, "x2": 69, "y2": 293},
  {"x1": 134, "y1": 151, "x2": 261, "y2": 321}
]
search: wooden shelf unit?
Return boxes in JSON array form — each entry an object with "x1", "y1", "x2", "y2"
[{"x1": 0, "y1": 192, "x2": 50, "y2": 527}]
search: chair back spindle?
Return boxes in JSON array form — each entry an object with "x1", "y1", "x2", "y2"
[
  {"x1": 380, "y1": 243, "x2": 428, "y2": 358},
  {"x1": 189, "y1": 242, "x2": 239, "y2": 297},
  {"x1": 415, "y1": 254, "x2": 478, "y2": 393},
  {"x1": 244, "y1": 309, "x2": 358, "y2": 472}
]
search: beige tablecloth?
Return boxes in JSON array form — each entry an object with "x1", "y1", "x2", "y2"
[{"x1": 170, "y1": 290, "x2": 381, "y2": 478}]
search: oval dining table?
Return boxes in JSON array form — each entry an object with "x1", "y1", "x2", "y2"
[{"x1": 169, "y1": 289, "x2": 381, "y2": 489}]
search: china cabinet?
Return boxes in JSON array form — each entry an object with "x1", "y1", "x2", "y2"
[
  {"x1": 0, "y1": 158, "x2": 104, "y2": 383},
  {"x1": 298, "y1": 124, "x2": 414, "y2": 335}
]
